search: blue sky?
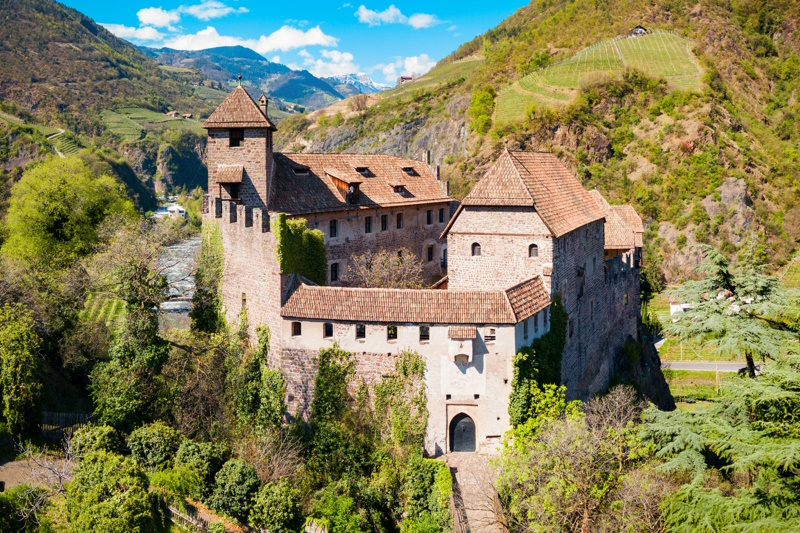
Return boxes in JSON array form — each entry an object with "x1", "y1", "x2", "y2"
[{"x1": 61, "y1": 1, "x2": 526, "y2": 83}]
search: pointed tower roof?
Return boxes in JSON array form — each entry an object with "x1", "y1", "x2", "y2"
[
  {"x1": 460, "y1": 150, "x2": 605, "y2": 237},
  {"x1": 202, "y1": 86, "x2": 277, "y2": 130}
]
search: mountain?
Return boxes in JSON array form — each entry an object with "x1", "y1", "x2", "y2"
[
  {"x1": 145, "y1": 46, "x2": 344, "y2": 110},
  {"x1": 324, "y1": 73, "x2": 391, "y2": 97},
  {"x1": 276, "y1": 0, "x2": 800, "y2": 281}
]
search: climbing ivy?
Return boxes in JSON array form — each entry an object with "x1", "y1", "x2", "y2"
[
  {"x1": 274, "y1": 213, "x2": 327, "y2": 285},
  {"x1": 373, "y1": 350, "x2": 428, "y2": 455},
  {"x1": 509, "y1": 295, "x2": 568, "y2": 426},
  {"x1": 191, "y1": 220, "x2": 225, "y2": 333}
]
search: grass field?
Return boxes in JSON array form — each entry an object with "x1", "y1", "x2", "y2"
[
  {"x1": 193, "y1": 86, "x2": 230, "y2": 106},
  {"x1": 663, "y1": 369, "x2": 732, "y2": 403},
  {"x1": 83, "y1": 294, "x2": 125, "y2": 327},
  {"x1": 102, "y1": 106, "x2": 205, "y2": 139},
  {"x1": 495, "y1": 31, "x2": 703, "y2": 121},
  {"x1": 381, "y1": 55, "x2": 484, "y2": 100}
]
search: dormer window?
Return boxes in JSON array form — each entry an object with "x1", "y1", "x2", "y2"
[
  {"x1": 229, "y1": 128, "x2": 244, "y2": 147},
  {"x1": 292, "y1": 165, "x2": 310, "y2": 175},
  {"x1": 394, "y1": 185, "x2": 405, "y2": 194},
  {"x1": 348, "y1": 184, "x2": 360, "y2": 204},
  {"x1": 355, "y1": 166, "x2": 370, "y2": 176},
  {"x1": 401, "y1": 166, "x2": 418, "y2": 176}
]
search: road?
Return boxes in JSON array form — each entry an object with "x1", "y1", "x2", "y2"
[{"x1": 661, "y1": 361, "x2": 750, "y2": 372}]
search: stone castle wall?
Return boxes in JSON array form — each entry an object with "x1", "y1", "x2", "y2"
[{"x1": 207, "y1": 128, "x2": 272, "y2": 209}]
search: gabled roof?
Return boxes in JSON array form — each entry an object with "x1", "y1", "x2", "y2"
[
  {"x1": 270, "y1": 153, "x2": 450, "y2": 215},
  {"x1": 202, "y1": 86, "x2": 277, "y2": 130},
  {"x1": 281, "y1": 275, "x2": 550, "y2": 325},
  {"x1": 460, "y1": 150, "x2": 606, "y2": 237},
  {"x1": 588, "y1": 190, "x2": 644, "y2": 250}
]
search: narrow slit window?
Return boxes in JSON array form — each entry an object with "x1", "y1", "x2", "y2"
[
  {"x1": 381, "y1": 214, "x2": 388, "y2": 231},
  {"x1": 329, "y1": 219, "x2": 338, "y2": 238},
  {"x1": 427, "y1": 246, "x2": 434, "y2": 262},
  {"x1": 330, "y1": 262, "x2": 339, "y2": 282},
  {"x1": 396, "y1": 213, "x2": 403, "y2": 229},
  {"x1": 439, "y1": 208, "x2": 445, "y2": 223},
  {"x1": 419, "y1": 325, "x2": 430, "y2": 342},
  {"x1": 426, "y1": 210, "x2": 432, "y2": 225},
  {"x1": 364, "y1": 216, "x2": 372, "y2": 234},
  {"x1": 356, "y1": 323, "x2": 366, "y2": 339}
]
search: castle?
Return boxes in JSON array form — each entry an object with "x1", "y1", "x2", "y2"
[{"x1": 201, "y1": 87, "x2": 644, "y2": 455}]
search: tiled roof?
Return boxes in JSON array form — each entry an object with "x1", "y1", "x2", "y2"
[
  {"x1": 203, "y1": 86, "x2": 277, "y2": 130},
  {"x1": 281, "y1": 275, "x2": 550, "y2": 325},
  {"x1": 505, "y1": 276, "x2": 551, "y2": 322},
  {"x1": 270, "y1": 153, "x2": 450, "y2": 215},
  {"x1": 217, "y1": 165, "x2": 243, "y2": 183},
  {"x1": 461, "y1": 151, "x2": 605, "y2": 237},
  {"x1": 589, "y1": 190, "x2": 643, "y2": 249},
  {"x1": 448, "y1": 326, "x2": 477, "y2": 339}
]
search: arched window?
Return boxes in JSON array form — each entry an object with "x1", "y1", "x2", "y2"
[
  {"x1": 471, "y1": 242, "x2": 481, "y2": 256},
  {"x1": 529, "y1": 244, "x2": 538, "y2": 258}
]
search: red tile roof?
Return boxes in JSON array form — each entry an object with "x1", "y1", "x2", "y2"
[
  {"x1": 448, "y1": 326, "x2": 477, "y2": 339},
  {"x1": 281, "y1": 275, "x2": 550, "y2": 325},
  {"x1": 203, "y1": 86, "x2": 277, "y2": 130},
  {"x1": 461, "y1": 151, "x2": 605, "y2": 237},
  {"x1": 217, "y1": 165, "x2": 243, "y2": 183},
  {"x1": 589, "y1": 190, "x2": 643, "y2": 249},
  {"x1": 270, "y1": 153, "x2": 450, "y2": 216}
]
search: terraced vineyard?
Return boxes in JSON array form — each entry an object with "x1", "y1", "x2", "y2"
[
  {"x1": 102, "y1": 106, "x2": 205, "y2": 139},
  {"x1": 83, "y1": 294, "x2": 125, "y2": 327},
  {"x1": 782, "y1": 259, "x2": 800, "y2": 288},
  {"x1": 495, "y1": 31, "x2": 703, "y2": 121}
]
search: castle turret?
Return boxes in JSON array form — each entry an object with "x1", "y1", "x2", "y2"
[{"x1": 203, "y1": 86, "x2": 277, "y2": 209}]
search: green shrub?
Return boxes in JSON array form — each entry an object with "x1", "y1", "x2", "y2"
[
  {"x1": 402, "y1": 455, "x2": 451, "y2": 531},
  {"x1": 401, "y1": 515, "x2": 442, "y2": 533},
  {"x1": 249, "y1": 479, "x2": 303, "y2": 533},
  {"x1": 307, "y1": 485, "x2": 369, "y2": 533},
  {"x1": 175, "y1": 440, "x2": 227, "y2": 500},
  {"x1": 71, "y1": 424, "x2": 121, "y2": 456},
  {"x1": 207, "y1": 523, "x2": 226, "y2": 533},
  {"x1": 67, "y1": 450, "x2": 166, "y2": 532},
  {"x1": 127, "y1": 421, "x2": 182, "y2": 472},
  {"x1": 0, "y1": 484, "x2": 41, "y2": 532},
  {"x1": 210, "y1": 459, "x2": 260, "y2": 522},
  {"x1": 149, "y1": 466, "x2": 202, "y2": 499}
]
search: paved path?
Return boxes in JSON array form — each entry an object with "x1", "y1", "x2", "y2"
[
  {"x1": 662, "y1": 361, "x2": 749, "y2": 372},
  {"x1": 446, "y1": 453, "x2": 505, "y2": 533}
]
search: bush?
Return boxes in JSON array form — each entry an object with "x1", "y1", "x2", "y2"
[
  {"x1": 71, "y1": 424, "x2": 121, "y2": 456},
  {"x1": 210, "y1": 459, "x2": 260, "y2": 522},
  {"x1": 175, "y1": 440, "x2": 227, "y2": 501},
  {"x1": 127, "y1": 421, "x2": 182, "y2": 472},
  {"x1": 149, "y1": 466, "x2": 202, "y2": 499},
  {"x1": 307, "y1": 484, "x2": 369, "y2": 533},
  {"x1": 402, "y1": 455, "x2": 451, "y2": 531},
  {"x1": 0, "y1": 484, "x2": 41, "y2": 533},
  {"x1": 249, "y1": 480, "x2": 303, "y2": 533},
  {"x1": 67, "y1": 450, "x2": 165, "y2": 532}
]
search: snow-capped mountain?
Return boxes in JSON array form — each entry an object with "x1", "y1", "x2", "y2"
[{"x1": 324, "y1": 73, "x2": 391, "y2": 95}]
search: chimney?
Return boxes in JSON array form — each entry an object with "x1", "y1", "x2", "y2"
[{"x1": 258, "y1": 94, "x2": 269, "y2": 118}]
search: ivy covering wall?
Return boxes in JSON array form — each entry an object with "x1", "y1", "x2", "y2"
[
  {"x1": 508, "y1": 295, "x2": 568, "y2": 426},
  {"x1": 274, "y1": 213, "x2": 327, "y2": 286}
]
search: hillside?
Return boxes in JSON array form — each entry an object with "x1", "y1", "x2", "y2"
[
  {"x1": 276, "y1": 0, "x2": 800, "y2": 281},
  {"x1": 146, "y1": 45, "x2": 344, "y2": 110}
]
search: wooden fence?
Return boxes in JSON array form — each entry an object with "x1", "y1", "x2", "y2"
[{"x1": 40, "y1": 411, "x2": 94, "y2": 439}]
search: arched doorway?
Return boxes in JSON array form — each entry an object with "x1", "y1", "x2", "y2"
[{"x1": 449, "y1": 413, "x2": 476, "y2": 452}]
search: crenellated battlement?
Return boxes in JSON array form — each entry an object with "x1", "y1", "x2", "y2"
[{"x1": 204, "y1": 194, "x2": 271, "y2": 234}]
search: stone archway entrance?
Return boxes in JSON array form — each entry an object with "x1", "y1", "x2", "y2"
[{"x1": 449, "y1": 413, "x2": 476, "y2": 452}]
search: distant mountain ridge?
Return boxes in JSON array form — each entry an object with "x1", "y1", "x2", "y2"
[
  {"x1": 324, "y1": 73, "x2": 391, "y2": 96},
  {"x1": 144, "y1": 45, "x2": 344, "y2": 110}
]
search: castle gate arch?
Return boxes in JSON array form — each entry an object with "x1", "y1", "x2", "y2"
[{"x1": 449, "y1": 413, "x2": 476, "y2": 452}]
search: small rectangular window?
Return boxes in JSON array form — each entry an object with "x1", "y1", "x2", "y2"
[
  {"x1": 523, "y1": 320, "x2": 528, "y2": 338},
  {"x1": 426, "y1": 210, "x2": 432, "y2": 225},
  {"x1": 292, "y1": 321, "x2": 302, "y2": 337},
  {"x1": 381, "y1": 214, "x2": 388, "y2": 231},
  {"x1": 387, "y1": 325, "x2": 397, "y2": 341},
  {"x1": 427, "y1": 246, "x2": 434, "y2": 262},
  {"x1": 329, "y1": 219, "x2": 338, "y2": 238},
  {"x1": 485, "y1": 327, "x2": 496, "y2": 343},
  {"x1": 365, "y1": 216, "x2": 372, "y2": 234},
  {"x1": 356, "y1": 323, "x2": 366, "y2": 339},
  {"x1": 396, "y1": 213, "x2": 403, "y2": 229},
  {"x1": 544, "y1": 309, "x2": 548, "y2": 329},
  {"x1": 229, "y1": 128, "x2": 244, "y2": 147},
  {"x1": 323, "y1": 323, "x2": 333, "y2": 338},
  {"x1": 419, "y1": 325, "x2": 430, "y2": 342},
  {"x1": 439, "y1": 208, "x2": 445, "y2": 223},
  {"x1": 330, "y1": 262, "x2": 339, "y2": 282},
  {"x1": 534, "y1": 313, "x2": 539, "y2": 332}
]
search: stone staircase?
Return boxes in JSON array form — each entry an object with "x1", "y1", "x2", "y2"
[{"x1": 446, "y1": 453, "x2": 506, "y2": 533}]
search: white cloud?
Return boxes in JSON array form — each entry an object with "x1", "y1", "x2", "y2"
[
  {"x1": 255, "y1": 25, "x2": 338, "y2": 53},
  {"x1": 298, "y1": 49, "x2": 312, "y2": 58},
  {"x1": 408, "y1": 13, "x2": 440, "y2": 29},
  {"x1": 306, "y1": 50, "x2": 359, "y2": 78},
  {"x1": 162, "y1": 25, "x2": 338, "y2": 54},
  {"x1": 447, "y1": 25, "x2": 458, "y2": 32},
  {"x1": 271, "y1": 56, "x2": 281, "y2": 63},
  {"x1": 355, "y1": 4, "x2": 440, "y2": 29},
  {"x1": 102, "y1": 23, "x2": 165, "y2": 42},
  {"x1": 181, "y1": 1, "x2": 248, "y2": 21},
  {"x1": 137, "y1": 7, "x2": 180, "y2": 28},
  {"x1": 373, "y1": 53, "x2": 436, "y2": 83}
]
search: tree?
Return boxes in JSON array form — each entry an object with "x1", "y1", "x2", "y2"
[
  {"x1": 249, "y1": 480, "x2": 303, "y2": 533},
  {"x1": 667, "y1": 245, "x2": 795, "y2": 376},
  {"x1": 350, "y1": 94, "x2": 369, "y2": 113},
  {"x1": 210, "y1": 459, "x2": 260, "y2": 522},
  {"x1": 1, "y1": 157, "x2": 135, "y2": 267},
  {"x1": 127, "y1": 421, "x2": 183, "y2": 472},
  {"x1": 66, "y1": 450, "x2": 165, "y2": 532},
  {"x1": 0, "y1": 303, "x2": 41, "y2": 434},
  {"x1": 344, "y1": 248, "x2": 425, "y2": 289}
]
